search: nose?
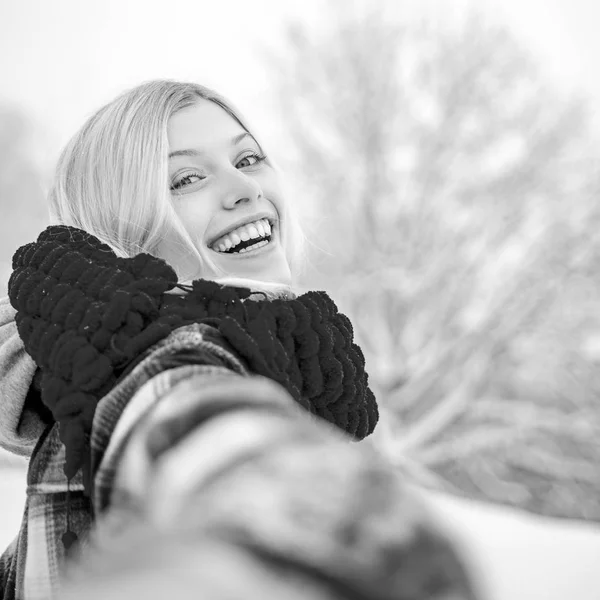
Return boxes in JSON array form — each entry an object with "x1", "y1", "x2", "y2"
[{"x1": 220, "y1": 167, "x2": 262, "y2": 209}]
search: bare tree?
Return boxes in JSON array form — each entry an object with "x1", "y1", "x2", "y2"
[{"x1": 264, "y1": 2, "x2": 600, "y2": 520}]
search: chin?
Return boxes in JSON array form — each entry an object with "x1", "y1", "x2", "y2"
[{"x1": 219, "y1": 256, "x2": 292, "y2": 289}]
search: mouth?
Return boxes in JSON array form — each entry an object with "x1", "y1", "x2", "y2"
[{"x1": 208, "y1": 218, "x2": 277, "y2": 258}]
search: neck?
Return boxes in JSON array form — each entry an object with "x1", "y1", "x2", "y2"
[{"x1": 172, "y1": 276, "x2": 297, "y2": 300}]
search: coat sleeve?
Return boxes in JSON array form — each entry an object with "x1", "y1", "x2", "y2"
[{"x1": 0, "y1": 296, "x2": 45, "y2": 457}]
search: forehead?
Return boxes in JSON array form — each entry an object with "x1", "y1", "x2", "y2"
[{"x1": 167, "y1": 100, "x2": 245, "y2": 151}]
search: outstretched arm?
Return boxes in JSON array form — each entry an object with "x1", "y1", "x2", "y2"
[{"x1": 61, "y1": 333, "x2": 482, "y2": 600}]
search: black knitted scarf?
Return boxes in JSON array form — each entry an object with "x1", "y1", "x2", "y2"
[{"x1": 9, "y1": 225, "x2": 378, "y2": 494}]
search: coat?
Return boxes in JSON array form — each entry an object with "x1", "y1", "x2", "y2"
[{"x1": 0, "y1": 298, "x2": 481, "y2": 600}]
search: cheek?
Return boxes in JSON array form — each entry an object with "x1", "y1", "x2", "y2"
[
  {"x1": 262, "y1": 180, "x2": 286, "y2": 212},
  {"x1": 262, "y1": 171, "x2": 287, "y2": 210},
  {"x1": 175, "y1": 203, "x2": 212, "y2": 239}
]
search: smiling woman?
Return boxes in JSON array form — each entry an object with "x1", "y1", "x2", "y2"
[{"x1": 0, "y1": 78, "x2": 476, "y2": 600}]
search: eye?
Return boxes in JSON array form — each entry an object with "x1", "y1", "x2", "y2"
[
  {"x1": 237, "y1": 152, "x2": 267, "y2": 169},
  {"x1": 171, "y1": 171, "x2": 205, "y2": 191}
]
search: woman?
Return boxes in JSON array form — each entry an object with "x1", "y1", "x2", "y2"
[{"x1": 0, "y1": 80, "x2": 478, "y2": 600}]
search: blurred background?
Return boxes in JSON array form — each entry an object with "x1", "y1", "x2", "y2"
[{"x1": 1, "y1": 0, "x2": 600, "y2": 598}]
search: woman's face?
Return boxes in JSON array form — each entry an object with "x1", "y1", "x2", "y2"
[{"x1": 158, "y1": 99, "x2": 292, "y2": 286}]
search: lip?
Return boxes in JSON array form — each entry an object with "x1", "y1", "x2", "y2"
[
  {"x1": 206, "y1": 212, "x2": 277, "y2": 248},
  {"x1": 211, "y1": 221, "x2": 278, "y2": 259}
]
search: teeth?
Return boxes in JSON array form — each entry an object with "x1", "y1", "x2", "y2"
[
  {"x1": 211, "y1": 218, "x2": 273, "y2": 253},
  {"x1": 237, "y1": 239, "x2": 269, "y2": 253}
]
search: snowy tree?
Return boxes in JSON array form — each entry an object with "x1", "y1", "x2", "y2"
[{"x1": 264, "y1": 2, "x2": 600, "y2": 520}]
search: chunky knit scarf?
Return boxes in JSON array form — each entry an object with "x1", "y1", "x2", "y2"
[{"x1": 8, "y1": 225, "x2": 378, "y2": 495}]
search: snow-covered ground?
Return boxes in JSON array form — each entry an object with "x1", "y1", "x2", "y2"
[
  {"x1": 1, "y1": 467, "x2": 599, "y2": 600},
  {"x1": 420, "y1": 488, "x2": 600, "y2": 600}
]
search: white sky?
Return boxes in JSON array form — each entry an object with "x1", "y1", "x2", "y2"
[{"x1": 1, "y1": 0, "x2": 600, "y2": 169}]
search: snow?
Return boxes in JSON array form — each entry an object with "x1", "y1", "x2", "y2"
[
  {"x1": 420, "y1": 488, "x2": 600, "y2": 600},
  {"x1": 0, "y1": 467, "x2": 26, "y2": 550},
  {"x1": 1, "y1": 467, "x2": 599, "y2": 599}
]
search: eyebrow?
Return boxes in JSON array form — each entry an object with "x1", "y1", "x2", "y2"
[{"x1": 168, "y1": 132, "x2": 257, "y2": 159}]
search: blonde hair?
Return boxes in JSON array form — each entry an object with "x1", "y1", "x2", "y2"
[{"x1": 48, "y1": 79, "x2": 309, "y2": 298}]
